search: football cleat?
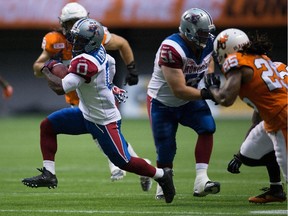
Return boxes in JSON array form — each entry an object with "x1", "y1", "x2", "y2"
[
  {"x1": 193, "y1": 180, "x2": 220, "y2": 197},
  {"x1": 155, "y1": 183, "x2": 165, "y2": 200},
  {"x1": 111, "y1": 169, "x2": 126, "y2": 182},
  {"x1": 140, "y1": 176, "x2": 152, "y2": 191},
  {"x1": 22, "y1": 167, "x2": 58, "y2": 189},
  {"x1": 248, "y1": 187, "x2": 287, "y2": 204},
  {"x1": 155, "y1": 168, "x2": 176, "y2": 203}
]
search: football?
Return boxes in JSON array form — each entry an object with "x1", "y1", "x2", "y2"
[{"x1": 51, "y1": 63, "x2": 68, "y2": 79}]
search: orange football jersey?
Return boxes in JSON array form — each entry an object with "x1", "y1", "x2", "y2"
[
  {"x1": 42, "y1": 28, "x2": 110, "y2": 106},
  {"x1": 222, "y1": 53, "x2": 287, "y2": 132}
]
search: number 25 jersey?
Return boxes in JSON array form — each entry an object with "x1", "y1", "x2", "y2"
[{"x1": 222, "y1": 53, "x2": 287, "y2": 132}]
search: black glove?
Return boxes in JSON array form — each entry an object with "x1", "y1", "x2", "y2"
[
  {"x1": 204, "y1": 73, "x2": 221, "y2": 89},
  {"x1": 200, "y1": 88, "x2": 215, "y2": 101},
  {"x1": 227, "y1": 154, "x2": 242, "y2": 174},
  {"x1": 125, "y1": 61, "x2": 139, "y2": 86}
]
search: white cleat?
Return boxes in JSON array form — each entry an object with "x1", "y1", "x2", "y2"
[
  {"x1": 111, "y1": 169, "x2": 126, "y2": 182},
  {"x1": 193, "y1": 180, "x2": 220, "y2": 197}
]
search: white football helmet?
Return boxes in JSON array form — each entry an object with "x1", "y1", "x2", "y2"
[
  {"x1": 59, "y1": 2, "x2": 88, "y2": 35},
  {"x1": 179, "y1": 8, "x2": 215, "y2": 48},
  {"x1": 70, "y1": 18, "x2": 104, "y2": 56},
  {"x1": 213, "y1": 28, "x2": 250, "y2": 65}
]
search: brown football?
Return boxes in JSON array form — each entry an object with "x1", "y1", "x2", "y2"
[{"x1": 51, "y1": 63, "x2": 68, "y2": 79}]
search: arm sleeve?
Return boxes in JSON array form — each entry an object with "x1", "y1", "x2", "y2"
[
  {"x1": 62, "y1": 73, "x2": 85, "y2": 93},
  {"x1": 158, "y1": 44, "x2": 183, "y2": 69}
]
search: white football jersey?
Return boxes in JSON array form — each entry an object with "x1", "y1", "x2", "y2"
[
  {"x1": 147, "y1": 33, "x2": 214, "y2": 107},
  {"x1": 62, "y1": 45, "x2": 121, "y2": 125}
]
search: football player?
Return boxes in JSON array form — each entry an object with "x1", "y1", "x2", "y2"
[
  {"x1": 32, "y1": 2, "x2": 150, "y2": 188},
  {"x1": 147, "y1": 8, "x2": 220, "y2": 200},
  {"x1": 227, "y1": 62, "x2": 287, "y2": 203},
  {"x1": 22, "y1": 18, "x2": 175, "y2": 203},
  {"x1": 209, "y1": 29, "x2": 287, "y2": 203}
]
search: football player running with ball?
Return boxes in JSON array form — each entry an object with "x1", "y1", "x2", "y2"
[
  {"x1": 32, "y1": 2, "x2": 151, "y2": 187},
  {"x1": 22, "y1": 18, "x2": 175, "y2": 204},
  {"x1": 147, "y1": 8, "x2": 220, "y2": 200}
]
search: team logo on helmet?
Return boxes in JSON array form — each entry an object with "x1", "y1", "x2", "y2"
[
  {"x1": 216, "y1": 33, "x2": 229, "y2": 51},
  {"x1": 88, "y1": 24, "x2": 98, "y2": 32},
  {"x1": 184, "y1": 13, "x2": 200, "y2": 25},
  {"x1": 88, "y1": 23, "x2": 102, "y2": 37},
  {"x1": 219, "y1": 34, "x2": 229, "y2": 44}
]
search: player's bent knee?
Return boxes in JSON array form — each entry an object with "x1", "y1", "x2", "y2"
[{"x1": 40, "y1": 118, "x2": 55, "y2": 135}]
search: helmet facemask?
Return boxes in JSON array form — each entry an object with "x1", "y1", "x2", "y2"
[
  {"x1": 71, "y1": 34, "x2": 89, "y2": 56},
  {"x1": 191, "y1": 30, "x2": 211, "y2": 48}
]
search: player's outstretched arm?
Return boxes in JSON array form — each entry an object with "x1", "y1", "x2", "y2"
[
  {"x1": 104, "y1": 34, "x2": 138, "y2": 86},
  {"x1": 33, "y1": 50, "x2": 51, "y2": 77}
]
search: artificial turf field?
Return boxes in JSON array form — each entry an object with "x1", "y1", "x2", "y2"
[{"x1": 0, "y1": 115, "x2": 287, "y2": 216}]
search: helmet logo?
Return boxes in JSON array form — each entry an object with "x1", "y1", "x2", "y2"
[
  {"x1": 184, "y1": 13, "x2": 200, "y2": 25},
  {"x1": 88, "y1": 23, "x2": 98, "y2": 33},
  {"x1": 88, "y1": 23, "x2": 102, "y2": 38},
  {"x1": 216, "y1": 33, "x2": 228, "y2": 51},
  {"x1": 219, "y1": 34, "x2": 228, "y2": 44}
]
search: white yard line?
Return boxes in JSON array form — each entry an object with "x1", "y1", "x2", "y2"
[
  {"x1": 1, "y1": 209, "x2": 287, "y2": 215},
  {"x1": 0, "y1": 209, "x2": 239, "y2": 215},
  {"x1": 250, "y1": 210, "x2": 288, "y2": 215}
]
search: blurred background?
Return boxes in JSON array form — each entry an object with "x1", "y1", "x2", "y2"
[{"x1": 0, "y1": 0, "x2": 286, "y2": 118}]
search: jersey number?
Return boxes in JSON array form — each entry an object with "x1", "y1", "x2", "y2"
[
  {"x1": 255, "y1": 59, "x2": 288, "y2": 91},
  {"x1": 76, "y1": 62, "x2": 88, "y2": 76},
  {"x1": 160, "y1": 50, "x2": 175, "y2": 63}
]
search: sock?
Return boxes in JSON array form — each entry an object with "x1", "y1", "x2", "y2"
[
  {"x1": 43, "y1": 160, "x2": 55, "y2": 175},
  {"x1": 156, "y1": 161, "x2": 173, "y2": 169},
  {"x1": 153, "y1": 168, "x2": 164, "y2": 179},
  {"x1": 195, "y1": 164, "x2": 209, "y2": 182},
  {"x1": 108, "y1": 159, "x2": 121, "y2": 173},
  {"x1": 121, "y1": 157, "x2": 156, "y2": 177},
  {"x1": 270, "y1": 183, "x2": 283, "y2": 192},
  {"x1": 40, "y1": 118, "x2": 57, "y2": 161},
  {"x1": 195, "y1": 134, "x2": 213, "y2": 163}
]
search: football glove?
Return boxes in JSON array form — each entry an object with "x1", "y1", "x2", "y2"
[
  {"x1": 204, "y1": 73, "x2": 221, "y2": 89},
  {"x1": 227, "y1": 153, "x2": 242, "y2": 174},
  {"x1": 111, "y1": 84, "x2": 128, "y2": 103},
  {"x1": 200, "y1": 88, "x2": 216, "y2": 102},
  {"x1": 125, "y1": 61, "x2": 139, "y2": 86},
  {"x1": 41, "y1": 59, "x2": 61, "y2": 72}
]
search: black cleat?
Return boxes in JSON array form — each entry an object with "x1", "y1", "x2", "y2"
[
  {"x1": 22, "y1": 167, "x2": 58, "y2": 189},
  {"x1": 248, "y1": 187, "x2": 287, "y2": 204},
  {"x1": 155, "y1": 168, "x2": 175, "y2": 203}
]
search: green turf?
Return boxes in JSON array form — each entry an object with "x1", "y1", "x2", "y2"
[{"x1": 0, "y1": 115, "x2": 287, "y2": 216}]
